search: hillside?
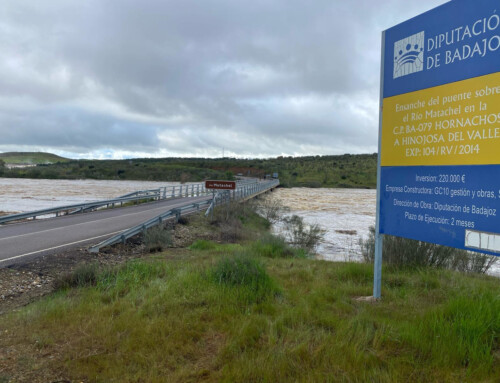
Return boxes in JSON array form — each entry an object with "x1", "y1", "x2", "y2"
[
  {"x1": 0, "y1": 153, "x2": 377, "y2": 188},
  {"x1": 0, "y1": 152, "x2": 69, "y2": 165}
]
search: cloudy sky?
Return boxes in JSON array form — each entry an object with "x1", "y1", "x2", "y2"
[{"x1": 0, "y1": 0, "x2": 447, "y2": 159}]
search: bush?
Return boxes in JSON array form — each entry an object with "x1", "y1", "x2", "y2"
[
  {"x1": 254, "y1": 196, "x2": 289, "y2": 224},
  {"x1": 212, "y1": 202, "x2": 248, "y2": 242},
  {"x1": 282, "y1": 215, "x2": 325, "y2": 252},
  {"x1": 177, "y1": 215, "x2": 189, "y2": 225},
  {"x1": 54, "y1": 263, "x2": 100, "y2": 290},
  {"x1": 210, "y1": 254, "x2": 280, "y2": 302},
  {"x1": 360, "y1": 226, "x2": 497, "y2": 273},
  {"x1": 143, "y1": 226, "x2": 172, "y2": 253},
  {"x1": 219, "y1": 218, "x2": 244, "y2": 242}
]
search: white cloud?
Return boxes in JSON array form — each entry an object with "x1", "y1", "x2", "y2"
[{"x1": 0, "y1": 0, "x2": 447, "y2": 158}]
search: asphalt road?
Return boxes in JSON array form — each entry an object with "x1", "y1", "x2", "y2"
[{"x1": 0, "y1": 195, "x2": 211, "y2": 267}]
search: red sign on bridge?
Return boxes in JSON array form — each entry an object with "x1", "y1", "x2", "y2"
[{"x1": 205, "y1": 180, "x2": 236, "y2": 190}]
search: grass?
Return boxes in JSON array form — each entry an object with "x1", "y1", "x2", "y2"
[
  {"x1": 0, "y1": 250, "x2": 499, "y2": 382},
  {"x1": 210, "y1": 254, "x2": 281, "y2": 304},
  {"x1": 0, "y1": 207, "x2": 497, "y2": 381},
  {"x1": 251, "y1": 233, "x2": 309, "y2": 259}
]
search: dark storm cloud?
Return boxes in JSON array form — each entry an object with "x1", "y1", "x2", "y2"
[{"x1": 0, "y1": 0, "x2": 447, "y2": 158}]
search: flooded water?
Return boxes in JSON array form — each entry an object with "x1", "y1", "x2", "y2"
[
  {"x1": 0, "y1": 178, "x2": 186, "y2": 214},
  {"x1": 268, "y1": 187, "x2": 499, "y2": 277},
  {"x1": 270, "y1": 188, "x2": 376, "y2": 262}
]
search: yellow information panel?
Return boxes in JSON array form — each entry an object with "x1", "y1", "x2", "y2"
[{"x1": 382, "y1": 71, "x2": 500, "y2": 166}]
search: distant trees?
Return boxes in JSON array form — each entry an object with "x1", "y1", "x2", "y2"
[{"x1": 0, "y1": 154, "x2": 378, "y2": 187}]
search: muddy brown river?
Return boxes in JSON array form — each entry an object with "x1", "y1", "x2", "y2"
[
  {"x1": 270, "y1": 188, "x2": 375, "y2": 262},
  {"x1": 0, "y1": 178, "x2": 186, "y2": 214}
]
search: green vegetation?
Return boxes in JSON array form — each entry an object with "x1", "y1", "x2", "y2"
[
  {"x1": 1, "y1": 202, "x2": 499, "y2": 382},
  {"x1": 250, "y1": 233, "x2": 308, "y2": 259},
  {"x1": 1, "y1": 152, "x2": 377, "y2": 188},
  {"x1": 1, "y1": 251, "x2": 498, "y2": 382},
  {"x1": 210, "y1": 254, "x2": 281, "y2": 304},
  {"x1": 0, "y1": 151, "x2": 69, "y2": 165},
  {"x1": 143, "y1": 226, "x2": 173, "y2": 253}
]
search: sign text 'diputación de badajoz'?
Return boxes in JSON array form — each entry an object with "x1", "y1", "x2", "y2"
[{"x1": 380, "y1": 0, "x2": 500, "y2": 255}]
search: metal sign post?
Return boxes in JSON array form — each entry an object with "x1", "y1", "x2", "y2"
[
  {"x1": 205, "y1": 180, "x2": 236, "y2": 221},
  {"x1": 374, "y1": 31, "x2": 386, "y2": 299},
  {"x1": 211, "y1": 190, "x2": 215, "y2": 221}
]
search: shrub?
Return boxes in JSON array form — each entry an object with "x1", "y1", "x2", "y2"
[
  {"x1": 212, "y1": 202, "x2": 249, "y2": 242},
  {"x1": 143, "y1": 226, "x2": 172, "y2": 253},
  {"x1": 360, "y1": 226, "x2": 497, "y2": 273},
  {"x1": 282, "y1": 215, "x2": 325, "y2": 252},
  {"x1": 54, "y1": 263, "x2": 100, "y2": 290},
  {"x1": 254, "y1": 196, "x2": 289, "y2": 224},
  {"x1": 177, "y1": 216, "x2": 189, "y2": 225},
  {"x1": 219, "y1": 218, "x2": 243, "y2": 242}
]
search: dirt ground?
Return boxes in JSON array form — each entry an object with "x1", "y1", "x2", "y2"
[{"x1": 0, "y1": 218, "x2": 212, "y2": 316}]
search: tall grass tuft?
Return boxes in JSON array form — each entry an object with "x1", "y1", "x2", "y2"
[
  {"x1": 96, "y1": 260, "x2": 169, "y2": 293},
  {"x1": 53, "y1": 263, "x2": 100, "y2": 290},
  {"x1": 251, "y1": 233, "x2": 307, "y2": 259},
  {"x1": 210, "y1": 254, "x2": 280, "y2": 303},
  {"x1": 403, "y1": 291, "x2": 500, "y2": 372},
  {"x1": 189, "y1": 239, "x2": 217, "y2": 250}
]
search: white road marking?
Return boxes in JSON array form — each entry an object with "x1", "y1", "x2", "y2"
[
  {"x1": 0, "y1": 230, "x2": 126, "y2": 264},
  {"x1": 0, "y1": 197, "x2": 208, "y2": 242}
]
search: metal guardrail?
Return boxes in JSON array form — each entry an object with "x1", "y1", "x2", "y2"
[
  {"x1": 68, "y1": 189, "x2": 162, "y2": 215},
  {"x1": 204, "y1": 179, "x2": 280, "y2": 217},
  {"x1": 88, "y1": 200, "x2": 213, "y2": 253},
  {"x1": 0, "y1": 192, "x2": 163, "y2": 225},
  {"x1": 0, "y1": 182, "x2": 211, "y2": 225},
  {"x1": 88, "y1": 179, "x2": 279, "y2": 253}
]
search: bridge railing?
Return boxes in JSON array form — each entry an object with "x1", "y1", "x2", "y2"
[
  {"x1": 0, "y1": 180, "x2": 263, "y2": 225},
  {"x1": 0, "y1": 183, "x2": 211, "y2": 225},
  {"x1": 88, "y1": 200, "x2": 213, "y2": 253},
  {"x1": 88, "y1": 179, "x2": 279, "y2": 253},
  {"x1": 0, "y1": 191, "x2": 163, "y2": 225}
]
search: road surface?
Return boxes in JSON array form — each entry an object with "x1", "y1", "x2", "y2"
[{"x1": 0, "y1": 195, "x2": 211, "y2": 267}]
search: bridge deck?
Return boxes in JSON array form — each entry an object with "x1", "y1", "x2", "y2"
[{"x1": 0, "y1": 195, "x2": 211, "y2": 267}]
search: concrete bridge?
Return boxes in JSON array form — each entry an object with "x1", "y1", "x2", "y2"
[{"x1": 0, "y1": 179, "x2": 279, "y2": 267}]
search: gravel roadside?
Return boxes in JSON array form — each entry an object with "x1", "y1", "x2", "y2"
[{"x1": 0, "y1": 217, "x2": 210, "y2": 316}]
